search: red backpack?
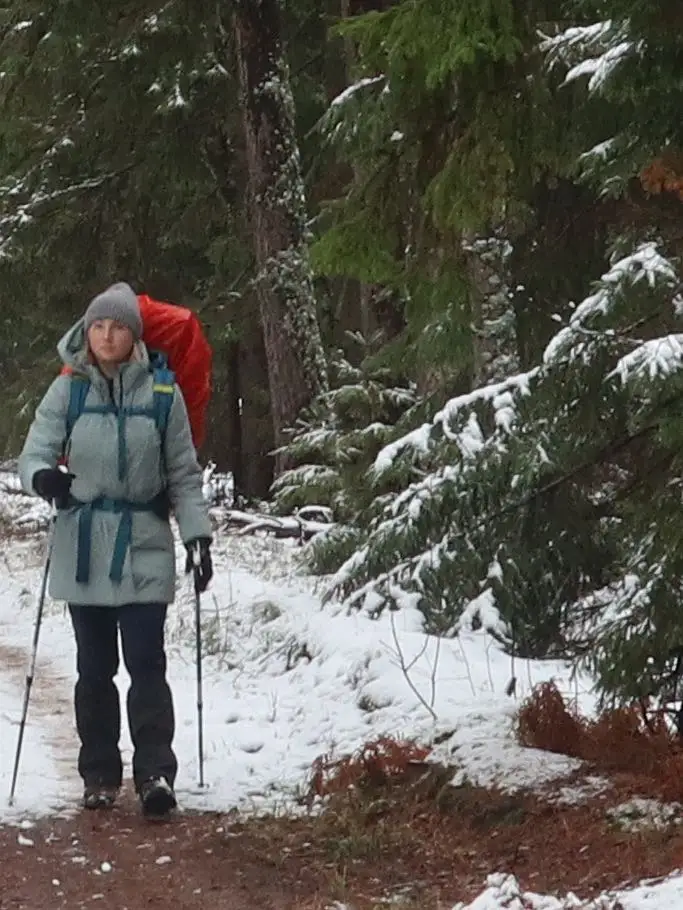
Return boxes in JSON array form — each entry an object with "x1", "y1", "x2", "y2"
[
  {"x1": 137, "y1": 295, "x2": 212, "y2": 449},
  {"x1": 61, "y1": 294, "x2": 212, "y2": 450}
]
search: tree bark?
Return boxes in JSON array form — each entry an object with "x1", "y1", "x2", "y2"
[
  {"x1": 225, "y1": 339, "x2": 245, "y2": 498},
  {"x1": 231, "y1": 0, "x2": 328, "y2": 473}
]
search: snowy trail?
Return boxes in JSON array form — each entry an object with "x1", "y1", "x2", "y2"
[
  {"x1": 0, "y1": 528, "x2": 81, "y2": 817},
  {"x1": 2, "y1": 510, "x2": 683, "y2": 905},
  {"x1": 0, "y1": 631, "x2": 80, "y2": 799}
]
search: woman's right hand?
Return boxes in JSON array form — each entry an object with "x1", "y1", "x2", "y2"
[{"x1": 32, "y1": 468, "x2": 75, "y2": 508}]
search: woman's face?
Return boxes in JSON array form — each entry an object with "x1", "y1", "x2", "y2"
[{"x1": 87, "y1": 319, "x2": 135, "y2": 367}]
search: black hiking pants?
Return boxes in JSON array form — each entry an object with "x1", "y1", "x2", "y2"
[{"x1": 68, "y1": 603, "x2": 177, "y2": 792}]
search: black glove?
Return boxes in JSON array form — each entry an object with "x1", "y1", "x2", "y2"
[
  {"x1": 32, "y1": 468, "x2": 75, "y2": 509},
  {"x1": 185, "y1": 538, "x2": 213, "y2": 593}
]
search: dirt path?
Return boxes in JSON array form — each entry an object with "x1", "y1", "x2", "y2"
[
  {"x1": 0, "y1": 792, "x2": 319, "y2": 910},
  {"x1": 0, "y1": 625, "x2": 316, "y2": 909},
  {"x1": 5, "y1": 542, "x2": 683, "y2": 908},
  {"x1": 0, "y1": 613, "x2": 324, "y2": 909},
  {"x1": 0, "y1": 532, "x2": 84, "y2": 809},
  {"x1": 6, "y1": 772, "x2": 683, "y2": 910}
]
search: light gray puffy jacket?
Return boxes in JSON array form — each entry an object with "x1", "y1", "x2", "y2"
[{"x1": 18, "y1": 319, "x2": 212, "y2": 606}]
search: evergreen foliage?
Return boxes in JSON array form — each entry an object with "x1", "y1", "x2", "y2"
[
  {"x1": 272, "y1": 332, "x2": 417, "y2": 533},
  {"x1": 0, "y1": 1, "x2": 249, "y2": 455},
  {"x1": 321, "y1": 244, "x2": 681, "y2": 664},
  {"x1": 2, "y1": 0, "x2": 683, "y2": 711},
  {"x1": 304, "y1": 0, "x2": 683, "y2": 706},
  {"x1": 543, "y1": 11, "x2": 683, "y2": 200},
  {"x1": 310, "y1": 0, "x2": 556, "y2": 381}
]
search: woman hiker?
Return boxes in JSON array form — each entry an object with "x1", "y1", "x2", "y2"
[{"x1": 18, "y1": 282, "x2": 213, "y2": 817}]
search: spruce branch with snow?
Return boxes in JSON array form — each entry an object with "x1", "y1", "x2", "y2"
[
  {"x1": 272, "y1": 336, "x2": 417, "y2": 548},
  {"x1": 320, "y1": 243, "x2": 683, "y2": 683}
]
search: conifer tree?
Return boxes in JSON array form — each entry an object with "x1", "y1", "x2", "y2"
[
  {"x1": 0, "y1": 1, "x2": 337, "y2": 471},
  {"x1": 230, "y1": 0, "x2": 329, "y2": 468},
  {"x1": 311, "y1": 0, "x2": 585, "y2": 385},
  {"x1": 0, "y1": 1, "x2": 247, "y2": 453},
  {"x1": 310, "y1": 0, "x2": 683, "y2": 706}
]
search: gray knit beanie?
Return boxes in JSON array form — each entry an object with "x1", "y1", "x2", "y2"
[{"x1": 84, "y1": 282, "x2": 143, "y2": 340}]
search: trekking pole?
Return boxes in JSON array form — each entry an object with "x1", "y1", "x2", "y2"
[
  {"x1": 8, "y1": 506, "x2": 57, "y2": 806},
  {"x1": 193, "y1": 545, "x2": 205, "y2": 789}
]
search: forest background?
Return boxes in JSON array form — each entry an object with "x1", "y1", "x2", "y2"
[{"x1": 1, "y1": 0, "x2": 682, "y2": 707}]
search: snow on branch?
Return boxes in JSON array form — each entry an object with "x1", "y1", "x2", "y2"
[
  {"x1": 330, "y1": 534, "x2": 445, "y2": 611},
  {"x1": 609, "y1": 335, "x2": 683, "y2": 385},
  {"x1": 541, "y1": 20, "x2": 621, "y2": 65},
  {"x1": 270, "y1": 463, "x2": 339, "y2": 497},
  {"x1": 565, "y1": 40, "x2": 636, "y2": 94},
  {"x1": 543, "y1": 244, "x2": 680, "y2": 365},
  {"x1": 372, "y1": 370, "x2": 536, "y2": 477},
  {"x1": 455, "y1": 588, "x2": 507, "y2": 639},
  {"x1": 372, "y1": 423, "x2": 432, "y2": 474},
  {"x1": 436, "y1": 371, "x2": 535, "y2": 436},
  {"x1": 319, "y1": 75, "x2": 387, "y2": 146},
  {"x1": 541, "y1": 19, "x2": 638, "y2": 94},
  {"x1": 0, "y1": 165, "x2": 133, "y2": 254},
  {"x1": 222, "y1": 507, "x2": 333, "y2": 542},
  {"x1": 10, "y1": 21, "x2": 33, "y2": 34},
  {"x1": 541, "y1": 20, "x2": 615, "y2": 57},
  {"x1": 329, "y1": 76, "x2": 386, "y2": 108}
]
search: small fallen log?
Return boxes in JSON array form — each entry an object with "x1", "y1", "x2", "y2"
[{"x1": 222, "y1": 508, "x2": 333, "y2": 542}]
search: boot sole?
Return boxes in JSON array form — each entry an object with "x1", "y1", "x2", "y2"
[{"x1": 83, "y1": 794, "x2": 117, "y2": 811}]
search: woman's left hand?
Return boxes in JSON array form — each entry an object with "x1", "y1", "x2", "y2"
[{"x1": 185, "y1": 538, "x2": 213, "y2": 593}]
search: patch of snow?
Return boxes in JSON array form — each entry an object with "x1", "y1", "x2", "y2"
[
  {"x1": 453, "y1": 870, "x2": 683, "y2": 908},
  {"x1": 5, "y1": 474, "x2": 683, "y2": 906},
  {"x1": 606, "y1": 797, "x2": 683, "y2": 833},
  {"x1": 547, "y1": 775, "x2": 611, "y2": 806}
]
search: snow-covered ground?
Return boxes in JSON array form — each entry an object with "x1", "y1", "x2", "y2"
[
  {"x1": 452, "y1": 872, "x2": 683, "y2": 910},
  {"x1": 1, "y1": 470, "x2": 681, "y2": 908}
]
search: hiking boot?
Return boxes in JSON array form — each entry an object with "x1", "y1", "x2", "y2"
[
  {"x1": 83, "y1": 785, "x2": 119, "y2": 810},
  {"x1": 139, "y1": 776, "x2": 177, "y2": 818}
]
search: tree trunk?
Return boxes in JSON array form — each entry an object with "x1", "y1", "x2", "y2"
[
  {"x1": 510, "y1": 178, "x2": 608, "y2": 368},
  {"x1": 231, "y1": 0, "x2": 328, "y2": 474},
  {"x1": 225, "y1": 339, "x2": 245, "y2": 499}
]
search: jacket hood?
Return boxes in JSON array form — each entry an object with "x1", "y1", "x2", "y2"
[{"x1": 57, "y1": 318, "x2": 148, "y2": 370}]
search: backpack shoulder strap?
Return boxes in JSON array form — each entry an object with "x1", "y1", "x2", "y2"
[
  {"x1": 65, "y1": 373, "x2": 91, "y2": 440},
  {"x1": 152, "y1": 364, "x2": 175, "y2": 441}
]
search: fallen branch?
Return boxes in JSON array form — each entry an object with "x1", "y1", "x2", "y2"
[{"x1": 222, "y1": 508, "x2": 333, "y2": 542}]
